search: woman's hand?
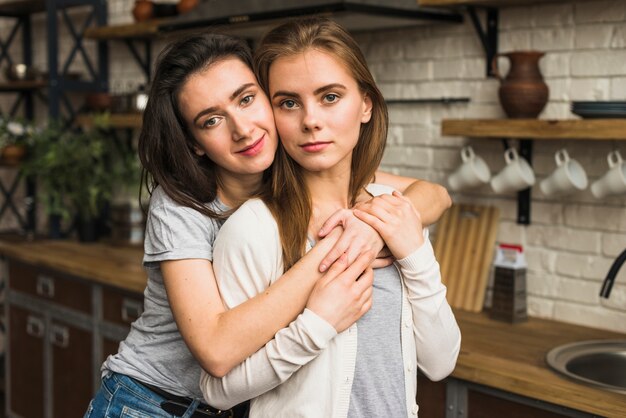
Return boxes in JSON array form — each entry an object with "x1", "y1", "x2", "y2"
[
  {"x1": 317, "y1": 209, "x2": 385, "y2": 272},
  {"x1": 371, "y1": 246, "x2": 394, "y2": 269},
  {"x1": 306, "y1": 251, "x2": 375, "y2": 333},
  {"x1": 353, "y1": 191, "x2": 425, "y2": 260}
]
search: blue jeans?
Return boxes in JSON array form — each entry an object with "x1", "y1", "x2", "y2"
[{"x1": 84, "y1": 371, "x2": 203, "y2": 418}]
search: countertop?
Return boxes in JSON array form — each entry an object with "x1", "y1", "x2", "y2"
[
  {"x1": 453, "y1": 311, "x2": 626, "y2": 417},
  {"x1": 0, "y1": 237, "x2": 146, "y2": 293},
  {"x1": 1, "y1": 238, "x2": 625, "y2": 416}
]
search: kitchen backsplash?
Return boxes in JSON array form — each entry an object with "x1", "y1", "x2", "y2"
[{"x1": 0, "y1": 0, "x2": 624, "y2": 333}]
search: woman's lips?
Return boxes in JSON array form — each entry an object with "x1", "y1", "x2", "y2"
[
  {"x1": 238, "y1": 136, "x2": 265, "y2": 156},
  {"x1": 300, "y1": 141, "x2": 331, "y2": 152}
]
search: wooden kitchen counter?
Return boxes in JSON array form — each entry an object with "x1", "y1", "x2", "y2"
[
  {"x1": 0, "y1": 237, "x2": 146, "y2": 293},
  {"x1": 1, "y1": 238, "x2": 624, "y2": 415},
  {"x1": 453, "y1": 310, "x2": 626, "y2": 417}
]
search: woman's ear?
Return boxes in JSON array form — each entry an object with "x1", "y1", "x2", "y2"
[
  {"x1": 193, "y1": 145, "x2": 205, "y2": 156},
  {"x1": 361, "y1": 93, "x2": 373, "y2": 123}
]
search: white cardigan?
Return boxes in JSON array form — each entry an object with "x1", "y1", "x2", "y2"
[{"x1": 201, "y1": 189, "x2": 461, "y2": 418}]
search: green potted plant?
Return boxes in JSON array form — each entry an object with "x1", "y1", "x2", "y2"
[{"x1": 22, "y1": 116, "x2": 140, "y2": 241}]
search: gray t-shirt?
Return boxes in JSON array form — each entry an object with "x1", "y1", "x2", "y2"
[
  {"x1": 102, "y1": 185, "x2": 227, "y2": 399},
  {"x1": 348, "y1": 183, "x2": 407, "y2": 418},
  {"x1": 348, "y1": 264, "x2": 407, "y2": 418}
]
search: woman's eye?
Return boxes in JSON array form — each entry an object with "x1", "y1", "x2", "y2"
[
  {"x1": 202, "y1": 117, "x2": 219, "y2": 128},
  {"x1": 280, "y1": 99, "x2": 297, "y2": 109},
  {"x1": 241, "y1": 94, "x2": 254, "y2": 106},
  {"x1": 324, "y1": 94, "x2": 338, "y2": 103}
]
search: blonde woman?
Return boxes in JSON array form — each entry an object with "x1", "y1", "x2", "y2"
[{"x1": 201, "y1": 18, "x2": 461, "y2": 418}]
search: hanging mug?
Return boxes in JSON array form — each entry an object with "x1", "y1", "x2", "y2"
[
  {"x1": 448, "y1": 146, "x2": 491, "y2": 191},
  {"x1": 539, "y1": 149, "x2": 588, "y2": 196},
  {"x1": 490, "y1": 148, "x2": 536, "y2": 194},
  {"x1": 591, "y1": 150, "x2": 626, "y2": 199}
]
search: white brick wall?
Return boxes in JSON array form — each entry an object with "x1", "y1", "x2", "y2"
[
  {"x1": 359, "y1": 0, "x2": 626, "y2": 333},
  {"x1": 1, "y1": 0, "x2": 625, "y2": 333}
]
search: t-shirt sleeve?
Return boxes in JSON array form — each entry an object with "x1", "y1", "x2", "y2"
[
  {"x1": 143, "y1": 189, "x2": 219, "y2": 265},
  {"x1": 212, "y1": 199, "x2": 283, "y2": 308}
]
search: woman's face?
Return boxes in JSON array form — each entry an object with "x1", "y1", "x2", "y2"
[
  {"x1": 178, "y1": 57, "x2": 278, "y2": 180},
  {"x1": 268, "y1": 48, "x2": 372, "y2": 174}
]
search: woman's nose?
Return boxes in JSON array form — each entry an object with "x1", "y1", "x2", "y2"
[
  {"x1": 301, "y1": 107, "x2": 322, "y2": 132},
  {"x1": 231, "y1": 116, "x2": 254, "y2": 141}
]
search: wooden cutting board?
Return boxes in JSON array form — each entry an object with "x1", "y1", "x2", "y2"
[{"x1": 432, "y1": 203, "x2": 500, "y2": 312}]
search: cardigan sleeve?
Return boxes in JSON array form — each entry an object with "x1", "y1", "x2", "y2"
[
  {"x1": 395, "y1": 229, "x2": 462, "y2": 381},
  {"x1": 200, "y1": 199, "x2": 337, "y2": 410}
]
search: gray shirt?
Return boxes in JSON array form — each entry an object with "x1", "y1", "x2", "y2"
[
  {"x1": 347, "y1": 264, "x2": 407, "y2": 418},
  {"x1": 102, "y1": 186, "x2": 226, "y2": 399}
]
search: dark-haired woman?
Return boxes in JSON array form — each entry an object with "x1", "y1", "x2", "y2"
[{"x1": 85, "y1": 31, "x2": 450, "y2": 418}]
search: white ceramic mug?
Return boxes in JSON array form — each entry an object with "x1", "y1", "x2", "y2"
[
  {"x1": 539, "y1": 149, "x2": 588, "y2": 196},
  {"x1": 591, "y1": 150, "x2": 626, "y2": 198},
  {"x1": 448, "y1": 146, "x2": 491, "y2": 191},
  {"x1": 490, "y1": 148, "x2": 536, "y2": 194}
]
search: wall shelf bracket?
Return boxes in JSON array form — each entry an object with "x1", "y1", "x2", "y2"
[
  {"x1": 123, "y1": 39, "x2": 152, "y2": 80},
  {"x1": 516, "y1": 139, "x2": 532, "y2": 225},
  {"x1": 467, "y1": 5, "x2": 498, "y2": 77}
]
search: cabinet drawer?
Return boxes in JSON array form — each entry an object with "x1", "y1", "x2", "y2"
[
  {"x1": 102, "y1": 286, "x2": 144, "y2": 326},
  {"x1": 8, "y1": 260, "x2": 92, "y2": 314}
]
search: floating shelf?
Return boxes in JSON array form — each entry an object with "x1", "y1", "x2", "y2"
[
  {"x1": 84, "y1": 19, "x2": 171, "y2": 40},
  {"x1": 0, "y1": 0, "x2": 45, "y2": 16},
  {"x1": 418, "y1": 0, "x2": 564, "y2": 6},
  {"x1": 0, "y1": 80, "x2": 47, "y2": 91},
  {"x1": 75, "y1": 113, "x2": 143, "y2": 129},
  {"x1": 442, "y1": 119, "x2": 626, "y2": 140}
]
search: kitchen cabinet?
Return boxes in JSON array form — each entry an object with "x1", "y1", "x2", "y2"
[
  {"x1": 3, "y1": 256, "x2": 144, "y2": 418},
  {"x1": 8, "y1": 306, "x2": 44, "y2": 418},
  {"x1": 418, "y1": 376, "x2": 594, "y2": 418}
]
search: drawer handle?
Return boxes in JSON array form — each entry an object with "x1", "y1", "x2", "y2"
[
  {"x1": 36, "y1": 275, "x2": 55, "y2": 298},
  {"x1": 26, "y1": 316, "x2": 44, "y2": 338},
  {"x1": 121, "y1": 298, "x2": 143, "y2": 323},
  {"x1": 49, "y1": 324, "x2": 69, "y2": 348}
]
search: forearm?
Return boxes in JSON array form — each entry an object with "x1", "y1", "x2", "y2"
[
  {"x1": 201, "y1": 309, "x2": 336, "y2": 409},
  {"x1": 395, "y1": 233, "x2": 461, "y2": 381},
  {"x1": 206, "y1": 228, "x2": 342, "y2": 377},
  {"x1": 403, "y1": 180, "x2": 451, "y2": 226},
  {"x1": 374, "y1": 170, "x2": 451, "y2": 226}
]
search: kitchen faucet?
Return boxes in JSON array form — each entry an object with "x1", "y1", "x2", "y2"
[{"x1": 600, "y1": 248, "x2": 626, "y2": 298}]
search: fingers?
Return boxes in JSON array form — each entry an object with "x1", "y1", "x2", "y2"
[
  {"x1": 319, "y1": 238, "x2": 349, "y2": 272},
  {"x1": 317, "y1": 252, "x2": 349, "y2": 287},
  {"x1": 352, "y1": 208, "x2": 386, "y2": 232},
  {"x1": 370, "y1": 256, "x2": 394, "y2": 269},
  {"x1": 337, "y1": 250, "x2": 375, "y2": 285},
  {"x1": 318, "y1": 208, "x2": 350, "y2": 238}
]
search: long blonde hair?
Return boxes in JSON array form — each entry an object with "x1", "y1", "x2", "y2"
[{"x1": 255, "y1": 17, "x2": 389, "y2": 269}]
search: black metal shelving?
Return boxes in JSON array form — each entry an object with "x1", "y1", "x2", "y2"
[{"x1": 0, "y1": 0, "x2": 108, "y2": 236}]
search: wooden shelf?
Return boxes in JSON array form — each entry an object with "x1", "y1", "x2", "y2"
[
  {"x1": 84, "y1": 19, "x2": 172, "y2": 40},
  {"x1": 0, "y1": 79, "x2": 47, "y2": 91},
  {"x1": 0, "y1": 0, "x2": 45, "y2": 16},
  {"x1": 442, "y1": 119, "x2": 626, "y2": 140},
  {"x1": 75, "y1": 113, "x2": 143, "y2": 129},
  {"x1": 418, "y1": 0, "x2": 564, "y2": 6}
]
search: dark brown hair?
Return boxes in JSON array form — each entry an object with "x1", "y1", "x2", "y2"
[
  {"x1": 255, "y1": 17, "x2": 389, "y2": 269},
  {"x1": 138, "y1": 32, "x2": 254, "y2": 219}
]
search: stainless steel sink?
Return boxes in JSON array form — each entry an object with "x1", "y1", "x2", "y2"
[{"x1": 546, "y1": 340, "x2": 626, "y2": 394}]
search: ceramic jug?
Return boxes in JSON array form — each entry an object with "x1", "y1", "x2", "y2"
[
  {"x1": 133, "y1": 0, "x2": 154, "y2": 22},
  {"x1": 492, "y1": 51, "x2": 549, "y2": 119}
]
